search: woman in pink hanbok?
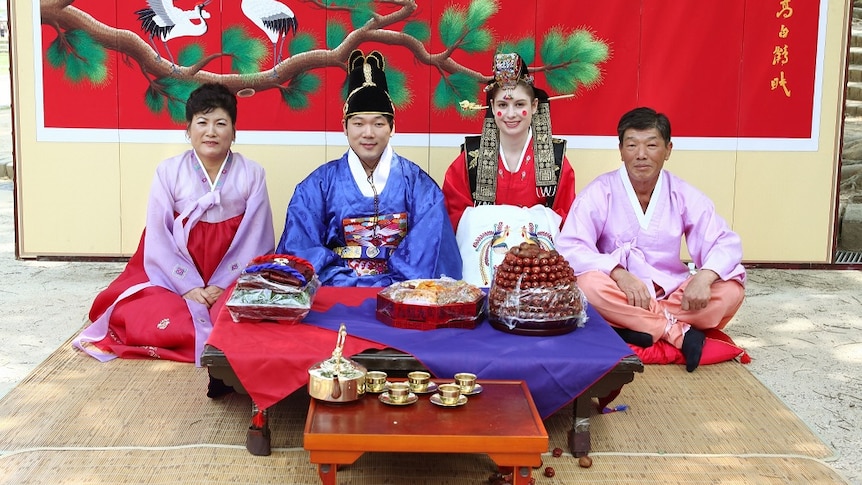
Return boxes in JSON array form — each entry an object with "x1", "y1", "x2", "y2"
[
  {"x1": 556, "y1": 107, "x2": 745, "y2": 372},
  {"x1": 73, "y1": 83, "x2": 274, "y2": 371}
]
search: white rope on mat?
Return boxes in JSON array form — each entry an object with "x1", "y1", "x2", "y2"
[
  {"x1": 588, "y1": 451, "x2": 841, "y2": 466},
  {"x1": 0, "y1": 446, "x2": 841, "y2": 467},
  {"x1": 0, "y1": 444, "x2": 307, "y2": 457}
]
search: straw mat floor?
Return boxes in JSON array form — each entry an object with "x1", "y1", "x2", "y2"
[{"x1": 0, "y1": 342, "x2": 848, "y2": 484}]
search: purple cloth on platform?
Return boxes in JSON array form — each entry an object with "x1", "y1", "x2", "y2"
[{"x1": 302, "y1": 298, "x2": 634, "y2": 418}]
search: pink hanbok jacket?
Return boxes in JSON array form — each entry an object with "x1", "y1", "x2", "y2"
[
  {"x1": 74, "y1": 150, "x2": 274, "y2": 365},
  {"x1": 556, "y1": 166, "x2": 745, "y2": 299}
]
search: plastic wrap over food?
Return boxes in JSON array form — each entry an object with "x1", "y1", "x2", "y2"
[
  {"x1": 379, "y1": 278, "x2": 484, "y2": 306},
  {"x1": 487, "y1": 242, "x2": 587, "y2": 335},
  {"x1": 489, "y1": 278, "x2": 587, "y2": 327},
  {"x1": 225, "y1": 254, "x2": 320, "y2": 322},
  {"x1": 376, "y1": 278, "x2": 485, "y2": 330}
]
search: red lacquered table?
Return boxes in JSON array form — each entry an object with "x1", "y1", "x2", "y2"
[{"x1": 303, "y1": 380, "x2": 548, "y2": 485}]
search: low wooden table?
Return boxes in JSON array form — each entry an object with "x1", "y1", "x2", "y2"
[
  {"x1": 303, "y1": 380, "x2": 547, "y2": 485},
  {"x1": 351, "y1": 348, "x2": 643, "y2": 457},
  {"x1": 201, "y1": 345, "x2": 642, "y2": 457}
]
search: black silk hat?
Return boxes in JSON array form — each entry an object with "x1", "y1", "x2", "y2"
[{"x1": 342, "y1": 49, "x2": 395, "y2": 119}]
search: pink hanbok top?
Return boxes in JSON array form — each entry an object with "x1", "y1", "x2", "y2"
[
  {"x1": 556, "y1": 166, "x2": 745, "y2": 299},
  {"x1": 74, "y1": 150, "x2": 274, "y2": 365}
]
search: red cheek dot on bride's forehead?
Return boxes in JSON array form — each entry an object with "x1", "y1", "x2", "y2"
[
  {"x1": 497, "y1": 111, "x2": 502, "y2": 117},
  {"x1": 522, "y1": 110, "x2": 528, "y2": 116}
]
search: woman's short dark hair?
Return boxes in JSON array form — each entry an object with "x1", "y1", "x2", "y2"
[
  {"x1": 185, "y1": 83, "x2": 237, "y2": 125},
  {"x1": 617, "y1": 107, "x2": 671, "y2": 144}
]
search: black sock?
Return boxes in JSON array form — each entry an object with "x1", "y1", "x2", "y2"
[
  {"x1": 207, "y1": 375, "x2": 235, "y2": 398},
  {"x1": 613, "y1": 327, "x2": 654, "y2": 348},
  {"x1": 682, "y1": 328, "x2": 706, "y2": 372}
]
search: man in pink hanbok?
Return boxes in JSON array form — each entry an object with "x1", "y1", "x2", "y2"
[{"x1": 556, "y1": 107, "x2": 745, "y2": 372}]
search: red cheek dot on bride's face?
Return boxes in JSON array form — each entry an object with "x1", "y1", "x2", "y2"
[
  {"x1": 522, "y1": 110, "x2": 528, "y2": 116},
  {"x1": 497, "y1": 111, "x2": 502, "y2": 117}
]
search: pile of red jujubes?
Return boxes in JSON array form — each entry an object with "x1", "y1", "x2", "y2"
[
  {"x1": 488, "y1": 242, "x2": 584, "y2": 326},
  {"x1": 490, "y1": 242, "x2": 575, "y2": 290}
]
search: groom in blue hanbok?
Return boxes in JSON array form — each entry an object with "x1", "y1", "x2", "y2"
[{"x1": 276, "y1": 50, "x2": 461, "y2": 286}]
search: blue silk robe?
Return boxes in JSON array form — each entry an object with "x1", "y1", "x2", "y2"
[{"x1": 277, "y1": 151, "x2": 462, "y2": 286}]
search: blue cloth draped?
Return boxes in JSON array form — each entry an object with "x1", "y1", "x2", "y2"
[
  {"x1": 302, "y1": 295, "x2": 635, "y2": 418},
  {"x1": 276, "y1": 152, "x2": 462, "y2": 286}
]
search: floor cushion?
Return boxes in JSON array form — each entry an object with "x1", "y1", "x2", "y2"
[{"x1": 629, "y1": 328, "x2": 751, "y2": 365}]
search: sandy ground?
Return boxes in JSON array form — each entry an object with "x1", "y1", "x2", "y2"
[
  {"x1": 0, "y1": 103, "x2": 860, "y2": 483},
  {"x1": 732, "y1": 270, "x2": 861, "y2": 484}
]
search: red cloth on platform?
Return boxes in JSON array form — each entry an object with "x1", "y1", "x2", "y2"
[
  {"x1": 209, "y1": 286, "x2": 636, "y2": 418},
  {"x1": 88, "y1": 217, "x2": 241, "y2": 362},
  {"x1": 311, "y1": 286, "x2": 380, "y2": 312},
  {"x1": 206, "y1": 287, "x2": 385, "y2": 409}
]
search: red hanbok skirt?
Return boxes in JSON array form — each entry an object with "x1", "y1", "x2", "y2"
[{"x1": 87, "y1": 215, "x2": 242, "y2": 362}]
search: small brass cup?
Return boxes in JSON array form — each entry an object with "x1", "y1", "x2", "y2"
[
  {"x1": 387, "y1": 382, "x2": 410, "y2": 403},
  {"x1": 438, "y1": 383, "x2": 461, "y2": 405},
  {"x1": 407, "y1": 371, "x2": 431, "y2": 393},
  {"x1": 454, "y1": 372, "x2": 477, "y2": 393},
  {"x1": 366, "y1": 371, "x2": 388, "y2": 393}
]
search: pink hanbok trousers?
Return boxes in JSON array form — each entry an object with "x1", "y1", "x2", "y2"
[{"x1": 577, "y1": 270, "x2": 744, "y2": 348}]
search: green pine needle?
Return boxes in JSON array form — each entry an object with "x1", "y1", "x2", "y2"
[
  {"x1": 350, "y1": 3, "x2": 375, "y2": 29},
  {"x1": 461, "y1": 28, "x2": 492, "y2": 53},
  {"x1": 499, "y1": 39, "x2": 535, "y2": 65},
  {"x1": 432, "y1": 77, "x2": 454, "y2": 110},
  {"x1": 166, "y1": 97, "x2": 187, "y2": 124},
  {"x1": 65, "y1": 57, "x2": 86, "y2": 83},
  {"x1": 433, "y1": 72, "x2": 479, "y2": 117},
  {"x1": 289, "y1": 33, "x2": 316, "y2": 55},
  {"x1": 544, "y1": 66, "x2": 578, "y2": 92},
  {"x1": 177, "y1": 44, "x2": 204, "y2": 67},
  {"x1": 540, "y1": 29, "x2": 566, "y2": 66},
  {"x1": 297, "y1": 72, "x2": 322, "y2": 92},
  {"x1": 450, "y1": 71, "x2": 479, "y2": 95},
  {"x1": 570, "y1": 31, "x2": 609, "y2": 65},
  {"x1": 161, "y1": 78, "x2": 200, "y2": 123},
  {"x1": 282, "y1": 73, "x2": 321, "y2": 110},
  {"x1": 45, "y1": 29, "x2": 109, "y2": 84},
  {"x1": 281, "y1": 90, "x2": 309, "y2": 110},
  {"x1": 45, "y1": 38, "x2": 67, "y2": 70},
  {"x1": 403, "y1": 21, "x2": 430, "y2": 42},
  {"x1": 326, "y1": 22, "x2": 348, "y2": 49},
  {"x1": 465, "y1": 0, "x2": 497, "y2": 31},
  {"x1": 340, "y1": 77, "x2": 350, "y2": 102},
  {"x1": 439, "y1": 9, "x2": 466, "y2": 48},
  {"x1": 64, "y1": 29, "x2": 107, "y2": 65},
  {"x1": 540, "y1": 28, "x2": 610, "y2": 92},
  {"x1": 144, "y1": 85, "x2": 165, "y2": 114},
  {"x1": 385, "y1": 67, "x2": 410, "y2": 108},
  {"x1": 89, "y1": 64, "x2": 109, "y2": 84},
  {"x1": 223, "y1": 27, "x2": 267, "y2": 74}
]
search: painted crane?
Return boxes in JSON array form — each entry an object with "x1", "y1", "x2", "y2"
[
  {"x1": 241, "y1": 0, "x2": 299, "y2": 69},
  {"x1": 136, "y1": 0, "x2": 212, "y2": 65}
]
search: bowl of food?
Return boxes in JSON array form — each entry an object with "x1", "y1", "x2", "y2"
[
  {"x1": 226, "y1": 254, "x2": 320, "y2": 322},
  {"x1": 376, "y1": 278, "x2": 485, "y2": 330},
  {"x1": 487, "y1": 243, "x2": 587, "y2": 336}
]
